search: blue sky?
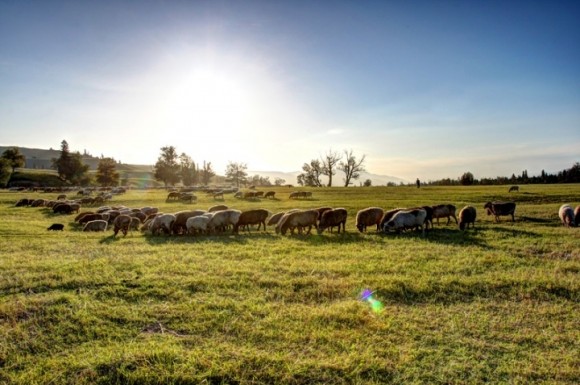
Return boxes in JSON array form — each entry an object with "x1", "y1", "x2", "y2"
[{"x1": 1, "y1": 0, "x2": 579, "y2": 182}]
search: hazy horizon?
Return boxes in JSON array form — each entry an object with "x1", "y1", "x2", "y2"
[{"x1": 1, "y1": 1, "x2": 579, "y2": 181}]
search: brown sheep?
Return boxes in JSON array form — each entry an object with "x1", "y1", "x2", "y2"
[
  {"x1": 379, "y1": 208, "x2": 403, "y2": 230},
  {"x1": 264, "y1": 191, "x2": 276, "y2": 199},
  {"x1": 484, "y1": 201, "x2": 516, "y2": 222},
  {"x1": 75, "y1": 211, "x2": 95, "y2": 222},
  {"x1": 575, "y1": 206, "x2": 580, "y2": 226},
  {"x1": 83, "y1": 219, "x2": 108, "y2": 232},
  {"x1": 431, "y1": 204, "x2": 458, "y2": 225},
  {"x1": 317, "y1": 208, "x2": 348, "y2": 234},
  {"x1": 113, "y1": 215, "x2": 132, "y2": 236},
  {"x1": 78, "y1": 213, "x2": 109, "y2": 225},
  {"x1": 172, "y1": 210, "x2": 207, "y2": 235},
  {"x1": 458, "y1": 206, "x2": 477, "y2": 230},
  {"x1": 234, "y1": 209, "x2": 271, "y2": 233},
  {"x1": 267, "y1": 209, "x2": 300, "y2": 227},
  {"x1": 278, "y1": 209, "x2": 319, "y2": 235},
  {"x1": 356, "y1": 207, "x2": 384, "y2": 232},
  {"x1": 209, "y1": 205, "x2": 228, "y2": 213}
]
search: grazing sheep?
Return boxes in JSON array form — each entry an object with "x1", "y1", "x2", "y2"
[
  {"x1": 458, "y1": 206, "x2": 477, "y2": 230},
  {"x1": 234, "y1": 191, "x2": 244, "y2": 199},
  {"x1": 379, "y1": 208, "x2": 403, "y2": 230},
  {"x1": 141, "y1": 207, "x2": 159, "y2": 216},
  {"x1": 288, "y1": 191, "x2": 301, "y2": 199},
  {"x1": 484, "y1": 201, "x2": 516, "y2": 222},
  {"x1": 207, "y1": 209, "x2": 242, "y2": 234},
  {"x1": 356, "y1": 207, "x2": 384, "y2": 232},
  {"x1": 82, "y1": 220, "x2": 108, "y2": 232},
  {"x1": 209, "y1": 205, "x2": 228, "y2": 213},
  {"x1": 148, "y1": 214, "x2": 177, "y2": 235},
  {"x1": 420, "y1": 206, "x2": 434, "y2": 229},
  {"x1": 264, "y1": 191, "x2": 276, "y2": 199},
  {"x1": 57, "y1": 194, "x2": 67, "y2": 200},
  {"x1": 234, "y1": 209, "x2": 270, "y2": 233},
  {"x1": 431, "y1": 204, "x2": 458, "y2": 225},
  {"x1": 113, "y1": 215, "x2": 133, "y2": 236},
  {"x1": 317, "y1": 208, "x2": 348, "y2": 234},
  {"x1": 129, "y1": 217, "x2": 141, "y2": 231},
  {"x1": 383, "y1": 209, "x2": 427, "y2": 235},
  {"x1": 213, "y1": 191, "x2": 224, "y2": 200},
  {"x1": 314, "y1": 207, "x2": 333, "y2": 222},
  {"x1": 70, "y1": 203, "x2": 81, "y2": 214},
  {"x1": 186, "y1": 215, "x2": 212, "y2": 235},
  {"x1": 268, "y1": 209, "x2": 300, "y2": 227},
  {"x1": 278, "y1": 209, "x2": 319, "y2": 235},
  {"x1": 254, "y1": 191, "x2": 265, "y2": 198},
  {"x1": 509, "y1": 185, "x2": 519, "y2": 193},
  {"x1": 47, "y1": 223, "x2": 64, "y2": 231},
  {"x1": 74, "y1": 211, "x2": 95, "y2": 222},
  {"x1": 31, "y1": 199, "x2": 47, "y2": 207},
  {"x1": 15, "y1": 198, "x2": 33, "y2": 207},
  {"x1": 558, "y1": 204, "x2": 576, "y2": 227},
  {"x1": 575, "y1": 206, "x2": 580, "y2": 226},
  {"x1": 53, "y1": 203, "x2": 74, "y2": 214},
  {"x1": 166, "y1": 191, "x2": 180, "y2": 201},
  {"x1": 129, "y1": 211, "x2": 147, "y2": 223},
  {"x1": 180, "y1": 192, "x2": 197, "y2": 203},
  {"x1": 172, "y1": 210, "x2": 207, "y2": 235}
]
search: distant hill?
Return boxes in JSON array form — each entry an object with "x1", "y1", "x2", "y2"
[
  {"x1": 1, "y1": 146, "x2": 407, "y2": 186},
  {"x1": 247, "y1": 170, "x2": 408, "y2": 186}
]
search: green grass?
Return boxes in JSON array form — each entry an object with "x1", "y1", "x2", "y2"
[{"x1": 1, "y1": 185, "x2": 579, "y2": 384}]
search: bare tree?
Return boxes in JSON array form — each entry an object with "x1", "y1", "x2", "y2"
[
  {"x1": 320, "y1": 149, "x2": 342, "y2": 187},
  {"x1": 338, "y1": 149, "x2": 366, "y2": 187}
]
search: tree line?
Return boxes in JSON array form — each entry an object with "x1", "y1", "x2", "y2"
[{"x1": 1, "y1": 142, "x2": 578, "y2": 187}]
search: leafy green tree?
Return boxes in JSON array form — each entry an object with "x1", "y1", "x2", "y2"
[
  {"x1": 153, "y1": 146, "x2": 180, "y2": 187},
  {"x1": 363, "y1": 179, "x2": 372, "y2": 187},
  {"x1": 297, "y1": 160, "x2": 323, "y2": 187},
  {"x1": 0, "y1": 158, "x2": 11, "y2": 187},
  {"x1": 51, "y1": 140, "x2": 90, "y2": 184},
  {"x1": 1, "y1": 147, "x2": 26, "y2": 172},
  {"x1": 225, "y1": 162, "x2": 248, "y2": 187},
  {"x1": 460, "y1": 171, "x2": 475, "y2": 186},
  {"x1": 274, "y1": 177, "x2": 286, "y2": 186},
  {"x1": 200, "y1": 161, "x2": 215, "y2": 185},
  {"x1": 180, "y1": 153, "x2": 198, "y2": 186},
  {"x1": 96, "y1": 157, "x2": 120, "y2": 187},
  {"x1": 338, "y1": 149, "x2": 366, "y2": 187}
]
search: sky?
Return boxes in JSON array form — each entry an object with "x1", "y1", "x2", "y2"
[{"x1": 1, "y1": 0, "x2": 579, "y2": 182}]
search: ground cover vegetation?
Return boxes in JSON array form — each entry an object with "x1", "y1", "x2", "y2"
[{"x1": 0, "y1": 184, "x2": 578, "y2": 384}]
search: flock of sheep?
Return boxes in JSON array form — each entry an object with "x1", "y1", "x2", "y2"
[{"x1": 13, "y1": 192, "x2": 580, "y2": 237}]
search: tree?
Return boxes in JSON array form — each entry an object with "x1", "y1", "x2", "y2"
[
  {"x1": 1, "y1": 147, "x2": 26, "y2": 172},
  {"x1": 338, "y1": 149, "x2": 366, "y2": 187},
  {"x1": 363, "y1": 179, "x2": 372, "y2": 187},
  {"x1": 225, "y1": 162, "x2": 248, "y2": 187},
  {"x1": 51, "y1": 140, "x2": 90, "y2": 184},
  {"x1": 96, "y1": 157, "x2": 120, "y2": 187},
  {"x1": 320, "y1": 149, "x2": 342, "y2": 187},
  {"x1": 0, "y1": 158, "x2": 10, "y2": 187},
  {"x1": 153, "y1": 146, "x2": 180, "y2": 187},
  {"x1": 200, "y1": 161, "x2": 215, "y2": 185},
  {"x1": 460, "y1": 171, "x2": 475, "y2": 186},
  {"x1": 179, "y1": 153, "x2": 198, "y2": 186},
  {"x1": 250, "y1": 174, "x2": 272, "y2": 186},
  {"x1": 274, "y1": 177, "x2": 286, "y2": 186},
  {"x1": 297, "y1": 160, "x2": 323, "y2": 187}
]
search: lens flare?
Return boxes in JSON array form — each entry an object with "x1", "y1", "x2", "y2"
[{"x1": 361, "y1": 289, "x2": 384, "y2": 313}]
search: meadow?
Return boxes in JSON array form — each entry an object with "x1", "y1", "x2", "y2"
[{"x1": 0, "y1": 184, "x2": 578, "y2": 385}]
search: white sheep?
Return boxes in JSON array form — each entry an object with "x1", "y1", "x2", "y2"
[
  {"x1": 186, "y1": 215, "x2": 212, "y2": 235},
  {"x1": 207, "y1": 209, "x2": 241, "y2": 233},
  {"x1": 558, "y1": 204, "x2": 576, "y2": 227},
  {"x1": 383, "y1": 208, "x2": 427, "y2": 235}
]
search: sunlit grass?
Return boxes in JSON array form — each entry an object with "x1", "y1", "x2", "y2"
[{"x1": 1, "y1": 185, "x2": 579, "y2": 384}]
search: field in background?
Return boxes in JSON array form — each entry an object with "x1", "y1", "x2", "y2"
[{"x1": 1, "y1": 185, "x2": 579, "y2": 384}]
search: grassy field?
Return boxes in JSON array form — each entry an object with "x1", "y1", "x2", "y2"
[{"x1": 0, "y1": 185, "x2": 578, "y2": 384}]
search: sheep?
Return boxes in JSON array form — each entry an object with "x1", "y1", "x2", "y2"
[
  {"x1": 431, "y1": 204, "x2": 458, "y2": 225},
  {"x1": 234, "y1": 209, "x2": 270, "y2": 233},
  {"x1": 166, "y1": 191, "x2": 180, "y2": 201},
  {"x1": 458, "y1": 206, "x2": 477, "y2": 230},
  {"x1": 129, "y1": 217, "x2": 141, "y2": 232},
  {"x1": 575, "y1": 206, "x2": 580, "y2": 226},
  {"x1": 234, "y1": 191, "x2": 244, "y2": 199},
  {"x1": 317, "y1": 208, "x2": 348, "y2": 234},
  {"x1": 356, "y1": 207, "x2": 384, "y2": 232},
  {"x1": 379, "y1": 208, "x2": 403, "y2": 230},
  {"x1": 129, "y1": 211, "x2": 147, "y2": 223},
  {"x1": 113, "y1": 215, "x2": 132, "y2": 236},
  {"x1": 180, "y1": 192, "x2": 197, "y2": 203},
  {"x1": 70, "y1": 203, "x2": 81, "y2": 214},
  {"x1": 148, "y1": 214, "x2": 177, "y2": 235},
  {"x1": 420, "y1": 206, "x2": 434, "y2": 229},
  {"x1": 278, "y1": 209, "x2": 319, "y2": 235},
  {"x1": 213, "y1": 191, "x2": 224, "y2": 200},
  {"x1": 82, "y1": 219, "x2": 108, "y2": 232},
  {"x1": 558, "y1": 204, "x2": 576, "y2": 227},
  {"x1": 254, "y1": 191, "x2": 265, "y2": 198},
  {"x1": 484, "y1": 201, "x2": 516, "y2": 222},
  {"x1": 172, "y1": 210, "x2": 207, "y2": 235},
  {"x1": 383, "y1": 208, "x2": 427, "y2": 235},
  {"x1": 15, "y1": 198, "x2": 32, "y2": 207},
  {"x1": 141, "y1": 207, "x2": 159, "y2": 216},
  {"x1": 75, "y1": 211, "x2": 94, "y2": 222},
  {"x1": 207, "y1": 209, "x2": 242, "y2": 234},
  {"x1": 47, "y1": 223, "x2": 64, "y2": 231},
  {"x1": 186, "y1": 215, "x2": 212, "y2": 235},
  {"x1": 509, "y1": 185, "x2": 519, "y2": 193},
  {"x1": 209, "y1": 205, "x2": 228, "y2": 213},
  {"x1": 314, "y1": 207, "x2": 333, "y2": 221},
  {"x1": 268, "y1": 209, "x2": 300, "y2": 227},
  {"x1": 264, "y1": 191, "x2": 276, "y2": 199},
  {"x1": 31, "y1": 199, "x2": 47, "y2": 207},
  {"x1": 53, "y1": 203, "x2": 73, "y2": 214},
  {"x1": 57, "y1": 194, "x2": 67, "y2": 200}
]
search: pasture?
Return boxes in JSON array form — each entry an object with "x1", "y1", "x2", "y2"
[{"x1": 1, "y1": 184, "x2": 579, "y2": 384}]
